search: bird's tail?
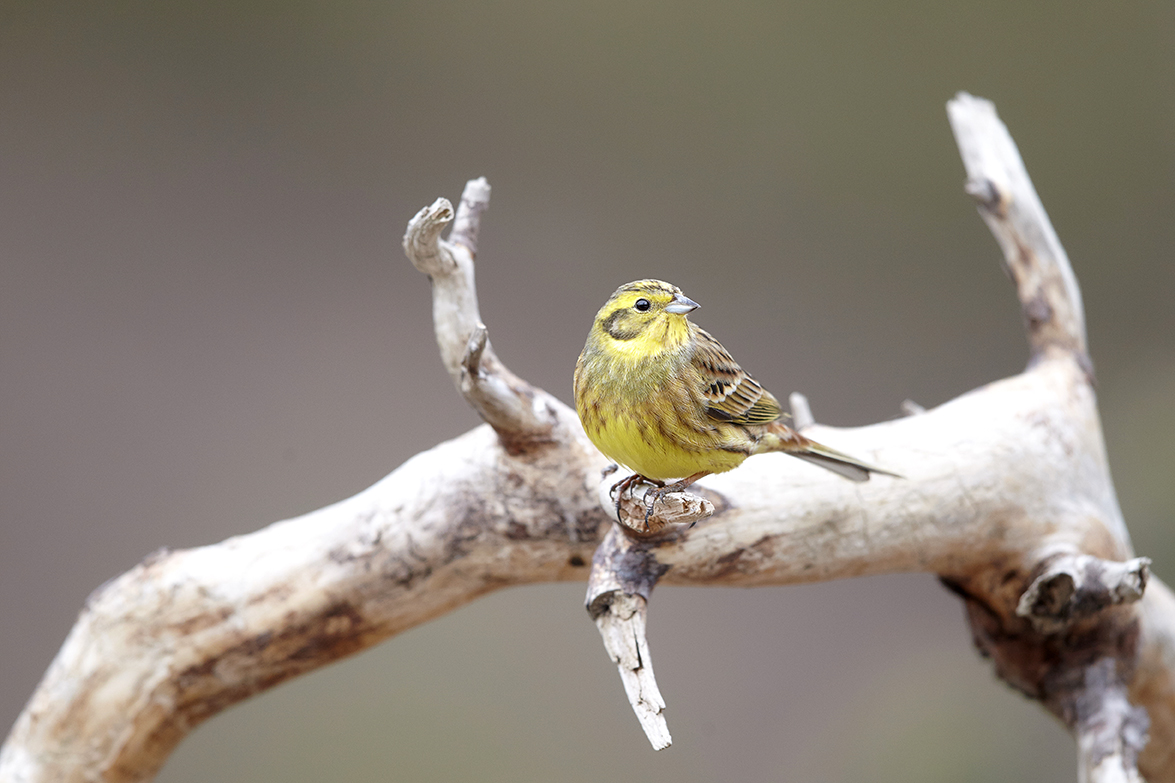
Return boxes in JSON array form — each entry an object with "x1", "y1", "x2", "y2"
[{"x1": 756, "y1": 422, "x2": 901, "y2": 482}]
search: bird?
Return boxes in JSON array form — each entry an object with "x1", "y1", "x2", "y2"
[{"x1": 573, "y1": 279, "x2": 897, "y2": 527}]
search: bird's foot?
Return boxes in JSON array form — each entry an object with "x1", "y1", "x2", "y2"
[
  {"x1": 610, "y1": 472, "x2": 661, "y2": 528},
  {"x1": 643, "y1": 472, "x2": 711, "y2": 529},
  {"x1": 643, "y1": 489, "x2": 665, "y2": 530}
]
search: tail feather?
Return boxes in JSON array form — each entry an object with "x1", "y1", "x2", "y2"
[
  {"x1": 794, "y1": 441, "x2": 902, "y2": 482},
  {"x1": 792, "y1": 450, "x2": 872, "y2": 482},
  {"x1": 758, "y1": 422, "x2": 901, "y2": 482}
]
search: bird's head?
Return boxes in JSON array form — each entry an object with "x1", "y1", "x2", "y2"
[{"x1": 590, "y1": 279, "x2": 700, "y2": 354}]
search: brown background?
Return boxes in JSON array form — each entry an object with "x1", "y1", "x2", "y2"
[{"x1": 3, "y1": 2, "x2": 1173, "y2": 780}]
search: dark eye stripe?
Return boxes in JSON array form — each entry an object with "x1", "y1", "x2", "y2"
[{"x1": 601, "y1": 309, "x2": 645, "y2": 340}]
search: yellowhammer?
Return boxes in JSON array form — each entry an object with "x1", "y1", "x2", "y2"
[{"x1": 574, "y1": 279, "x2": 896, "y2": 525}]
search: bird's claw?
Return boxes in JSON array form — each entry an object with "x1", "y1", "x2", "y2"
[
  {"x1": 643, "y1": 488, "x2": 664, "y2": 530},
  {"x1": 610, "y1": 472, "x2": 664, "y2": 530},
  {"x1": 609, "y1": 472, "x2": 639, "y2": 525}
]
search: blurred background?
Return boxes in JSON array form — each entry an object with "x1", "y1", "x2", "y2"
[{"x1": 2, "y1": 1, "x2": 1173, "y2": 780}]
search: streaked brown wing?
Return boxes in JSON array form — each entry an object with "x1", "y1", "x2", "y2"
[{"x1": 690, "y1": 326, "x2": 783, "y2": 425}]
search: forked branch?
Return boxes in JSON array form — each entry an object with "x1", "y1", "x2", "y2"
[
  {"x1": 948, "y1": 93, "x2": 1088, "y2": 366},
  {"x1": 1, "y1": 95, "x2": 1171, "y2": 783},
  {"x1": 403, "y1": 178, "x2": 559, "y2": 450}
]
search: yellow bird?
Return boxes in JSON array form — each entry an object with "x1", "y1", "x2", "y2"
[{"x1": 574, "y1": 279, "x2": 896, "y2": 525}]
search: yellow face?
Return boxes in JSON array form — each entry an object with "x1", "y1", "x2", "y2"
[{"x1": 590, "y1": 279, "x2": 700, "y2": 358}]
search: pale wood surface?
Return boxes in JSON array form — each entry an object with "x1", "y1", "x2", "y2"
[{"x1": 2, "y1": 94, "x2": 1169, "y2": 783}]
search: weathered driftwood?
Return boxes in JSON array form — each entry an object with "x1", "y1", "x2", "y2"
[{"x1": 2, "y1": 92, "x2": 1171, "y2": 783}]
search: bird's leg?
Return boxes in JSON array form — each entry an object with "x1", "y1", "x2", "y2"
[
  {"x1": 644, "y1": 472, "x2": 711, "y2": 529},
  {"x1": 610, "y1": 472, "x2": 662, "y2": 524}
]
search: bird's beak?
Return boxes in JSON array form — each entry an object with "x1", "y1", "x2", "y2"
[{"x1": 665, "y1": 293, "x2": 700, "y2": 315}]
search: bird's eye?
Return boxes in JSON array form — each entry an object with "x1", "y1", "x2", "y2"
[{"x1": 634, "y1": 298, "x2": 651, "y2": 312}]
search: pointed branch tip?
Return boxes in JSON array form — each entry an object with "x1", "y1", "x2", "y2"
[
  {"x1": 789, "y1": 392, "x2": 815, "y2": 430},
  {"x1": 460, "y1": 324, "x2": 489, "y2": 383},
  {"x1": 449, "y1": 177, "x2": 492, "y2": 255},
  {"x1": 402, "y1": 198, "x2": 456, "y2": 276},
  {"x1": 404, "y1": 181, "x2": 561, "y2": 445}
]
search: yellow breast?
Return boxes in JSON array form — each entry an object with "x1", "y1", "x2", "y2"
[
  {"x1": 585, "y1": 407, "x2": 747, "y2": 479},
  {"x1": 575, "y1": 348, "x2": 749, "y2": 480},
  {"x1": 574, "y1": 287, "x2": 757, "y2": 480}
]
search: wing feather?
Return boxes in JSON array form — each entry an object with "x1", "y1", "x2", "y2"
[{"x1": 690, "y1": 327, "x2": 783, "y2": 425}]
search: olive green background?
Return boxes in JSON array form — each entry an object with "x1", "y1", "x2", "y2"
[{"x1": 3, "y1": 2, "x2": 1173, "y2": 781}]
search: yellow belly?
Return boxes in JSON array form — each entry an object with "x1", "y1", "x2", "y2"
[
  {"x1": 588, "y1": 411, "x2": 747, "y2": 480},
  {"x1": 574, "y1": 323, "x2": 752, "y2": 480}
]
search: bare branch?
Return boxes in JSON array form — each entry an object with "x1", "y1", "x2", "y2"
[
  {"x1": 586, "y1": 526, "x2": 672, "y2": 749},
  {"x1": 1069, "y1": 659, "x2": 1148, "y2": 783},
  {"x1": 1018, "y1": 554, "x2": 1151, "y2": 634},
  {"x1": 592, "y1": 595, "x2": 670, "y2": 750},
  {"x1": 1134, "y1": 579, "x2": 1175, "y2": 777},
  {"x1": 947, "y1": 92, "x2": 1089, "y2": 369},
  {"x1": 402, "y1": 178, "x2": 558, "y2": 448},
  {"x1": 448, "y1": 175, "x2": 491, "y2": 254},
  {"x1": 0, "y1": 424, "x2": 609, "y2": 783},
  {"x1": 900, "y1": 399, "x2": 926, "y2": 416},
  {"x1": 4, "y1": 99, "x2": 1173, "y2": 783},
  {"x1": 402, "y1": 197, "x2": 456, "y2": 277},
  {"x1": 942, "y1": 92, "x2": 1149, "y2": 780},
  {"x1": 788, "y1": 391, "x2": 815, "y2": 430}
]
